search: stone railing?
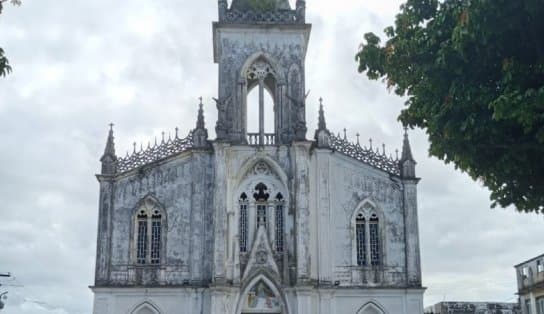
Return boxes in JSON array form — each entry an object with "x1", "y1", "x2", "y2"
[
  {"x1": 329, "y1": 132, "x2": 401, "y2": 176},
  {"x1": 247, "y1": 133, "x2": 276, "y2": 146},
  {"x1": 116, "y1": 132, "x2": 194, "y2": 174},
  {"x1": 223, "y1": 9, "x2": 301, "y2": 24}
]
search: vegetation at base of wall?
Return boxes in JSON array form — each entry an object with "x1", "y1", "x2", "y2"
[{"x1": 356, "y1": 0, "x2": 544, "y2": 213}]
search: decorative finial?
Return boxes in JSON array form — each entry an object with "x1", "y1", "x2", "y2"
[
  {"x1": 400, "y1": 126, "x2": 417, "y2": 178},
  {"x1": 356, "y1": 133, "x2": 360, "y2": 145},
  {"x1": 369, "y1": 138, "x2": 373, "y2": 150},
  {"x1": 382, "y1": 143, "x2": 386, "y2": 155},
  {"x1": 175, "y1": 127, "x2": 179, "y2": 139},
  {"x1": 133, "y1": 142, "x2": 137, "y2": 153},
  {"x1": 343, "y1": 128, "x2": 347, "y2": 140},
  {"x1": 401, "y1": 126, "x2": 415, "y2": 162},
  {"x1": 317, "y1": 97, "x2": 328, "y2": 131},
  {"x1": 100, "y1": 123, "x2": 117, "y2": 175},
  {"x1": 161, "y1": 132, "x2": 165, "y2": 143},
  {"x1": 193, "y1": 97, "x2": 209, "y2": 148}
]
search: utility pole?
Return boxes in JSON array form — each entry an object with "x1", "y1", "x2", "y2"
[{"x1": 0, "y1": 272, "x2": 11, "y2": 311}]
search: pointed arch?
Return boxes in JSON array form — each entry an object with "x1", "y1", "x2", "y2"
[
  {"x1": 130, "y1": 301, "x2": 161, "y2": 314},
  {"x1": 236, "y1": 156, "x2": 289, "y2": 187},
  {"x1": 235, "y1": 273, "x2": 290, "y2": 314},
  {"x1": 240, "y1": 52, "x2": 283, "y2": 79},
  {"x1": 131, "y1": 194, "x2": 168, "y2": 265},
  {"x1": 350, "y1": 198, "x2": 385, "y2": 268},
  {"x1": 357, "y1": 301, "x2": 387, "y2": 314}
]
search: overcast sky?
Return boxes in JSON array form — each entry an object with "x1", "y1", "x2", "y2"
[{"x1": 0, "y1": 0, "x2": 542, "y2": 313}]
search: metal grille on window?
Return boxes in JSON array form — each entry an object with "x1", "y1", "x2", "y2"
[
  {"x1": 356, "y1": 214, "x2": 366, "y2": 266},
  {"x1": 369, "y1": 215, "x2": 380, "y2": 266},
  {"x1": 239, "y1": 193, "x2": 248, "y2": 253},
  {"x1": 136, "y1": 211, "x2": 148, "y2": 264},
  {"x1": 150, "y1": 212, "x2": 161, "y2": 264},
  {"x1": 275, "y1": 193, "x2": 284, "y2": 252}
]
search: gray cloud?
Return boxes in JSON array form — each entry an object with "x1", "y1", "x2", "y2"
[{"x1": 0, "y1": 0, "x2": 542, "y2": 313}]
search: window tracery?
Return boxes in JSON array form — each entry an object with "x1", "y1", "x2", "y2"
[
  {"x1": 133, "y1": 198, "x2": 165, "y2": 265},
  {"x1": 353, "y1": 203, "x2": 382, "y2": 267}
]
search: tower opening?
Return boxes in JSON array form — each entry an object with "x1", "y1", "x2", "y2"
[{"x1": 247, "y1": 87, "x2": 275, "y2": 138}]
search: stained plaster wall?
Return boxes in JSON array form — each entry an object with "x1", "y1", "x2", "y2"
[
  {"x1": 95, "y1": 151, "x2": 215, "y2": 287},
  {"x1": 309, "y1": 149, "x2": 415, "y2": 288}
]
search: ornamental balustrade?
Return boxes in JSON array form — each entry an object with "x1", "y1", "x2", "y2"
[
  {"x1": 116, "y1": 132, "x2": 194, "y2": 174},
  {"x1": 329, "y1": 132, "x2": 401, "y2": 176},
  {"x1": 247, "y1": 133, "x2": 276, "y2": 146},
  {"x1": 223, "y1": 9, "x2": 301, "y2": 24}
]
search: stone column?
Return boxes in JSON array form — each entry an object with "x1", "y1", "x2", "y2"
[
  {"x1": 95, "y1": 175, "x2": 114, "y2": 285},
  {"x1": 259, "y1": 79, "x2": 265, "y2": 145},
  {"x1": 403, "y1": 179, "x2": 422, "y2": 286}
]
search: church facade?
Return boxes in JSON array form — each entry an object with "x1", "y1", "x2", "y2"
[{"x1": 90, "y1": 1, "x2": 425, "y2": 313}]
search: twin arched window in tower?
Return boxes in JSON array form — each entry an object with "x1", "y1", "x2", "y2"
[
  {"x1": 354, "y1": 205, "x2": 382, "y2": 267},
  {"x1": 133, "y1": 197, "x2": 166, "y2": 265},
  {"x1": 239, "y1": 183, "x2": 285, "y2": 253}
]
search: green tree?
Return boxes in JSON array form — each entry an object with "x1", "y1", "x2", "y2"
[
  {"x1": 0, "y1": 0, "x2": 21, "y2": 77},
  {"x1": 356, "y1": 0, "x2": 544, "y2": 213}
]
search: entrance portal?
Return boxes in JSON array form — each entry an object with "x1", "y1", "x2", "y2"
[{"x1": 241, "y1": 280, "x2": 282, "y2": 314}]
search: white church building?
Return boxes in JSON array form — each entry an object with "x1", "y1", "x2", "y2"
[{"x1": 90, "y1": 0, "x2": 426, "y2": 313}]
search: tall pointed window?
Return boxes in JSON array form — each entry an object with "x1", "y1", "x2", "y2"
[
  {"x1": 134, "y1": 197, "x2": 165, "y2": 265},
  {"x1": 136, "y1": 211, "x2": 148, "y2": 265},
  {"x1": 353, "y1": 205, "x2": 382, "y2": 267},
  {"x1": 355, "y1": 213, "x2": 366, "y2": 266},
  {"x1": 254, "y1": 183, "x2": 270, "y2": 228},
  {"x1": 275, "y1": 193, "x2": 284, "y2": 253},
  {"x1": 239, "y1": 193, "x2": 249, "y2": 253},
  {"x1": 369, "y1": 214, "x2": 380, "y2": 266},
  {"x1": 245, "y1": 58, "x2": 277, "y2": 145}
]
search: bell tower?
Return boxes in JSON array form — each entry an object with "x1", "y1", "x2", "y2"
[{"x1": 213, "y1": 0, "x2": 311, "y2": 145}]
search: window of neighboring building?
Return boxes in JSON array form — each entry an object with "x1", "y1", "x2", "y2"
[
  {"x1": 526, "y1": 299, "x2": 532, "y2": 314},
  {"x1": 134, "y1": 198, "x2": 165, "y2": 265},
  {"x1": 537, "y1": 260, "x2": 543, "y2": 273},
  {"x1": 523, "y1": 267, "x2": 529, "y2": 278},
  {"x1": 537, "y1": 297, "x2": 544, "y2": 314}
]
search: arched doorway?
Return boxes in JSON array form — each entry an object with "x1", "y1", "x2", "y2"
[
  {"x1": 238, "y1": 276, "x2": 286, "y2": 314},
  {"x1": 357, "y1": 302, "x2": 386, "y2": 314}
]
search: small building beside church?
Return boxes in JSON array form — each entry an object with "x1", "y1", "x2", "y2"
[
  {"x1": 90, "y1": 1, "x2": 426, "y2": 313},
  {"x1": 516, "y1": 253, "x2": 544, "y2": 314},
  {"x1": 424, "y1": 301, "x2": 521, "y2": 314}
]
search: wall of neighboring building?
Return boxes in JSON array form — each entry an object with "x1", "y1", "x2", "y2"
[
  {"x1": 424, "y1": 301, "x2": 521, "y2": 314},
  {"x1": 516, "y1": 254, "x2": 544, "y2": 314}
]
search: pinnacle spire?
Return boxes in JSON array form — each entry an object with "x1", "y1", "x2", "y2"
[
  {"x1": 196, "y1": 97, "x2": 206, "y2": 130},
  {"x1": 314, "y1": 97, "x2": 331, "y2": 148},
  {"x1": 400, "y1": 127, "x2": 416, "y2": 179},
  {"x1": 100, "y1": 123, "x2": 117, "y2": 175},
  {"x1": 401, "y1": 127, "x2": 415, "y2": 162},
  {"x1": 318, "y1": 97, "x2": 327, "y2": 130},
  {"x1": 193, "y1": 97, "x2": 209, "y2": 148}
]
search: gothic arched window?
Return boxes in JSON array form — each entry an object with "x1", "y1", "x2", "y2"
[
  {"x1": 134, "y1": 197, "x2": 166, "y2": 265},
  {"x1": 239, "y1": 193, "x2": 249, "y2": 253},
  {"x1": 353, "y1": 204, "x2": 382, "y2": 267},
  {"x1": 275, "y1": 193, "x2": 284, "y2": 253},
  {"x1": 369, "y1": 214, "x2": 381, "y2": 266},
  {"x1": 355, "y1": 213, "x2": 366, "y2": 266}
]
